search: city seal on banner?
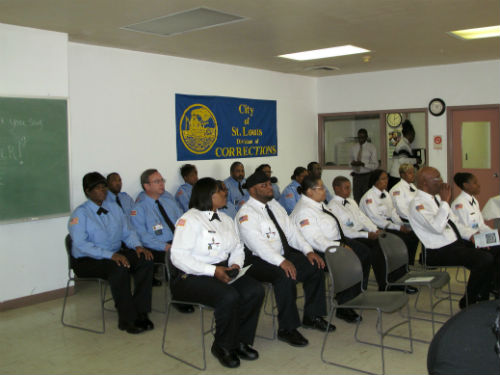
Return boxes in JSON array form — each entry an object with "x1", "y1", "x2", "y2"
[{"x1": 179, "y1": 104, "x2": 218, "y2": 154}]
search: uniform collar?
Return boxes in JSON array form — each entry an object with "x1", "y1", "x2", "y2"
[
  {"x1": 332, "y1": 194, "x2": 344, "y2": 203},
  {"x1": 372, "y1": 186, "x2": 384, "y2": 195},
  {"x1": 248, "y1": 196, "x2": 267, "y2": 209},
  {"x1": 301, "y1": 194, "x2": 323, "y2": 209}
]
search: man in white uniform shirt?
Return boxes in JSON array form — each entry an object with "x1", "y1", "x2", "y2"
[
  {"x1": 408, "y1": 166, "x2": 494, "y2": 308},
  {"x1": 350, "y1": 128, "x2": 379, "y2": 203},
  {"x1": 389, "y1": 164, "x2": 417, "y2": 223},
  {"x1": 236, "y1": 171, "x2": 334, "y2": 348}
]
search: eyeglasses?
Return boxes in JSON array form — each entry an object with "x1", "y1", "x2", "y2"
[
  {"x1": 312, "y1": 186, "x2": 326, "y2": 191},
  {"x1": 148, "y1": 178, "x2": 165, "y2": 184}
]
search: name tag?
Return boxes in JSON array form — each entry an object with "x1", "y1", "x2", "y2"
[
  {"x1": 346, "y1": 220, "x2": 354, "y2": 227},
  {"x1": 153, "y1": 224, "x2": 163, "y2": 235}
]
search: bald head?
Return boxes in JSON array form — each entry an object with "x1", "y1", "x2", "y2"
[{"x1": 416, "y1": 166, "x2": 442, "y2": 195}]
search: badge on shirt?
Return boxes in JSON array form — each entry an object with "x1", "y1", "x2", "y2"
[
  {"x1": 393, "y1": 191, "x2": 400, "y2": 196},
  {"x1": 300, "y1": 219, "x2": 310, "y2": 227},
  {"x1": 286, "y1": 193, "x2": 293, "y2": 198},
  {"x1": 239, "y1": 215, "x2": 249, "y2": 224},
  {"x1": 208, "y1": 237, "x2": 220, "y2": 251},
  {"x1": 153, "y1": 224, "x2": 163, "y2": 235},
  {"x1": 346, "y1": 219, "x2": 354, "y2": 227},
  {"x1": 69, "y1": 217, "x2": 79, "y2": 225},
  {"x1": 416, "y1": 204, "x2": 424, "y2": 211},
  {"x1": 265, "y1": 227, "x2": 276, "y2": 239},
  {"x1": 176, "y1": 190, "x2": 183, "y2": 196},
  {"x1": 455, "y1": 203, "x2": 463, "y2": 209},
  {"x1": 130, "y1": 210, "x2": 137, "y2": 216},
  {"x1": 177, "y1": 219, "x2": 186, "y2": 227},
  {"x1": 472, "y1": 222, "x2": 479, "y2": 229},
  {"x1": 366, "y1": 199, "x2": 373, "y2": 204}
]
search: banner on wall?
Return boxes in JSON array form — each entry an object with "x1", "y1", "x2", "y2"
[{"x1": 175, "y1": 94, "x2": 277, "y2": 161}]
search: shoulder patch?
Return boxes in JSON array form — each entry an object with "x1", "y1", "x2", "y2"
[
  {"x1": 300, "y1": 219, "x2": 310, "y2": 227},
  {"x1": 69, "y1": 217, "x2": 79, "y2": 226},
  {"x1": 455, "y1": 203, "x2": 463, "y2": 209},
  {"x1": 176, "y1": 190, "x2": 183, "y2": 196},
  {"x1": 392, "y1": 191, "x2": 400, "y2": 196},
  {"x1": 130, "y1": 210, "x2": 137, "y2": 216},
  {"x1": 239, "y1": 215, "x2": 249, "y2": 224},
  {"x1": 416, "y1": 204, "x2": 424, "y2": 211},
  {"x1": 365, "y1": 199, "x2": 373, "y2": 204},
  {"x1": 286, "y1": 193, "x2": 293, "y2": 198},
  {"x1": 177, "y1": 219, "x2": 186, "y2": 227}
]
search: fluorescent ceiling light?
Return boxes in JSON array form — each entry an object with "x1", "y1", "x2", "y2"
[
  {"x1": 449, "y1": 25, "x2": 500, "y2": 40},
  {"x1": 279, "y1": 45, "x2": 370, "y2": 61}
]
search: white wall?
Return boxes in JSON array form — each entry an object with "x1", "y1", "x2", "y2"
[{"x1": 317, "y1": 60, "x2": 500, "y2": 186}]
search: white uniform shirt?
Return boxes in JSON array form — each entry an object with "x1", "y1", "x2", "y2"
[
  {"x1": 389, "y1": 137, "x2": 417, "y2": 178},
  {"x1": 451, "y1": 191, "x2": 490, "y2": 233},
  {"x1": 360, "y1": 186, "x2": 403, "y2": 230},
  {"x1": 327, "y1": 194, "x2": 377, "y2": 239},
  {"x1": 171, "y1": 209, "x2": 244, "y2": 276},
  {"x1": 389, "y1": 179, "x2": 417, "y2": 221},
  {"x1": 350, "y1": 142, "x2": 379, "y2": 174},
  {"x1": 408, "y1": 190, "x2": 475, "y2": 249},
  {"x1": 482, "y1": 195, "x2": 500, "y2": 221},
  {"x1": 236, "y1": 197, "x2": 313, "y2": 267},
  {"x1": 290, "y1": 195, "x2": 341, "y2": 252}
]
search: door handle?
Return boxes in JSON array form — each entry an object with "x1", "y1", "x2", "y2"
[{"x1": 494, "y1": 173, "x2": 499, "y2": 178}]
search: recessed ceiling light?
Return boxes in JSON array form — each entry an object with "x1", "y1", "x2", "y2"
[
  {"x1": 448, "y1": 25, "x2": 500, "y2": 40},
  {"x1": 278, "y1": 45, "x2": 370, "y2": 61}
]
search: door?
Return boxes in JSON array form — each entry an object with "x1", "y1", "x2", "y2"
[{"x1": 450, "y1": 107, "x2": 500, "y2": 208}]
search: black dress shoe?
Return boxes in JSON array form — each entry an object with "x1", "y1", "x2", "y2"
[
  {"x1": 277, "y1": 328, "x2": 309, "y2": 347},
  {"x1": 302, "y1": 316, "x2": 336, "y2": 332},
  {"x1": 152, "y1": 277, "x2": 162, "y2": 287},
  {"x1": 118, "y1": 322, "x2": 145, "y2": 334},
  {"x1": 335, "y1": 308, "x2": 362, "y2": 324},
  {"x1": 135, "y1": 315, "x2": 154, "y2": 331},
  {"x1": 211, "y1": 342, "x2": 240, "y2": 368},
  {"x1": 172, "y1": 303, "x2": 195, "y2": 313},
  {"x1": 235, "y1": 342, "x2": 259, "y2": 360}
]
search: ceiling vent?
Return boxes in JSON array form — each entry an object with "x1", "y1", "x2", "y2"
[
  {"x1": 121, "y1": 7, "x2": 247, "y2": 37},
  {"x1": 304, "y1": 66, "x2": 340, "y2": 72}
]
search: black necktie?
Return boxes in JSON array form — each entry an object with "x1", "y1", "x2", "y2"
[
  {"x1": 238, "y1": 181, "x2": 244, "y2": 196},
  {"x1": 97, "y1": 207, "x2": 108, "y2": 215},
  {"x1": 470, "y1": 199, "x2": 475, "y2": 206},
  {"x1": 434, "y1": 197, "x2": 461, "y2": 241},
  {"x1": 265, "y1": 204, "x2": 291, "y2": 257},
  {"x1": 410, "y1": 187, "x2": 415, "y2": 192},
  {"x1": 210, "y1": 212, "x2": 221, "y2": 222},
  {"x1": 156, "y1": 200, "x2": 176, "y2": 234},
  {"x1": 343, "y1": 199, "x2": 349, "y2": 206},
  {"x1": 380, "y1": 193, "x2": 386, "y2": 199},
  {"x1": 322, "y1": 205, "x2": 346, "y2": 243},
  {"x1": 116, "y1": 195, "x2": 122, "y2": 209}
]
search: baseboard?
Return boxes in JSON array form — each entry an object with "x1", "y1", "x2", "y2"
[{"x1": 0, "y1": 286, "x2": 74, "y2": 312}]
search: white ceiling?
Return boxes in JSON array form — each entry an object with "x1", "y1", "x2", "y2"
[{"x1": 1, "y1": 0, "x2": 499, "y2": 77}]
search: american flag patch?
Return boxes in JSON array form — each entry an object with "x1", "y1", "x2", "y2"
[
  {"x1": 69, "y1": 217, "x2": 79, "y2": 225},
  {"x1": 130, "y1": 210, "x2": 137, "y2": 216},
  {"x1": 416, "y1": 204, "x2": 424, "y2": 211},
  {"x1": 300, "y1": 219, "x2": 310, "y2": 227},
  {"x1": 177, "y1": 219, "x2": 186, "y2": 227},
  {"x1": 176, "y1": 190, "x2": 183, "y2": 196},
  {"x1": 366, "y1": 199, "x2": 373, "y2": 204},
  {"x1": 455, "y1": 203, "x2": 463, "y2": 209},
  {"x1": 239, "y1": 215, "x2": 249, "y2": 223},
  {"x1": 286, "y1": 193, "x2": 293, "y2": 198},
  {"x1": 393, "y1": 191, "x2": 400, "y2": 196}
]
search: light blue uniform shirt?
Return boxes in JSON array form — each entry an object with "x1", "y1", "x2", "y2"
[
  {"x1": 219, "y1": 200, "x2": 238, "y2": 219},
  {"x1": 224, "y1": 176, "x2": 249, "y2": 209},
  {"x1": 325, "y1": 187, "x2": 333, "y2": 203},
  {"x1": 272, "y1": 183, "x2": 281, "y2": 201},
  {"x1": 279, "y1": 180, "x2": 301, "y2": 214},
  {"x1": 105, "y1": 191, "x2": 135, "y2": 215},
  {"x1": 135, "y1": 190, "x2": 182, "y2": 210},
  {"x1": 68, "y1": 199, "x2": 141, "y2": 259},
  {"x1": 131, "y1": 194, "x2": 183, "y2": 251},
  {"x1": 175, "y1": 183, "x2": 193, "y2": 213}
]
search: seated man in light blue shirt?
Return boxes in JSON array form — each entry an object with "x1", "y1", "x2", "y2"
[
  {"x1": 105, "y1": 172, "x2": 135, "y2": 217},
  {"x1": 224, "y1": 161, "x2": 249, "y2": 211},
  {"x1": 131, "y1": 168, "x2": 193, "y2": 313},
  {"x1": 175, "y1": 164, "x2": 198, "y2": 212},
  {"x1": 68, "y1": 172, "x2": 154, "y2": 334}
]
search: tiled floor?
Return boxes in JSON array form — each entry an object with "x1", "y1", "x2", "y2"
[{"x1": 1, "y1": 270, "x2": 470, "y2": 374}]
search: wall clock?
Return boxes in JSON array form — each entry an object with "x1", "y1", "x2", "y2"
[
  {"x1": 386, "y1": 113, "x2": 403, "y2": 128},
  {"x1": 429, "y1": 98, "x2": 446, "y2": 116}
]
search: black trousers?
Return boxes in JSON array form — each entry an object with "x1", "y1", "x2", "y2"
[
  {"x1": 352, "y1": 172, "x2": 371, "y2": 203},
  {"x1": 386, "y1": 229, "x2": 419, "y2": 266},
  {"x1": 170, "y1": 272, "x2": 264, "y2": 350},
  {"x1": 426, "y1": 240, "x2": 494, "y2": 303},
  {"x1": 73, "y1": 248, "x2": 154, "y2": 324},
  {"x1": 355, "y1": 237, "x2": 406, "y2": 291},
  {"x1": 244, "y1": 247, "x2": 326, "y2": 331}
]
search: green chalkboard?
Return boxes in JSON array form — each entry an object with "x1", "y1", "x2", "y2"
[{"x1": 0, "y1": 97, "x2": 70, "y2": 223}]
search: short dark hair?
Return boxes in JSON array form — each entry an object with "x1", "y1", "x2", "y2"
[
  {"x1": 307, "y1": 161, "x2": 319, "y2": 172},
  {"x1": 402, "y1": 120, "x2": 415, "y2": 136},
  {"x1": 369, "y1": 169, "x2": 387, "y2": 187},
  {"x1": 291, "y1": 166, "x2": 307, "y2": 180},
  {"x1": 332, "y1": 176, "x2": 350, "y2": 188},
  {"x1": 453, "y1": 172, "x2": 474, "y2": 190},
  {"x1": 230, "y1": 161, "x2": 243, "y2": 173},
  {"x1": 297, "y1": 175, "x2": 321, "y2": 195},
  {"x1": 255, "y1": 164, "x2": 271, "y2": 172},
  {"x1": 140, "y1": 169, "x2": 158, "y2": 190},
  {"x1": 358, "y1": 128, "x2": 368, "y2": 135},
  {"x1": 180, "y1": 164, "x2": 196, "y2": 178},
  {"x1": 106, "y1": 172, "x2": 119, "y2": 183},
  {"x1": 189, "y1": 177, "x2": 219, "y2": 211}
]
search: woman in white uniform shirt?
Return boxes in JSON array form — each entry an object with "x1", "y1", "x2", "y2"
[
  {"x1": 170, "y1": 178, "x2": 264, "y2": 369},
  {"x1": 452, "y1": 172, "x2": 499, "y2": 294}
]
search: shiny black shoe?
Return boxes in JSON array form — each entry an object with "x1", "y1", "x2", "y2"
[
  {"x1": 211, "y1": 342, "x2": 240, "y2": 368},
  {"x1": 387, "y1": 285, "x2": 418, "y2": 295},
  {"x1": 235, "y1": 342, "x2": 259, "y2": 360},
  {"x1": 135, "y1": 315, "x2": 154, "y2": 331},
  {"x1": 118, "y1": 321, "x2": 145, "y2": 334},
  {"x1": 277, "y1": 328, "x2": 309, "y2": 347},
  {"x1": 172, "y1": 303, "x2": 195, "y2": 313},
  {"x1": 459, "y1": 296, "x2": 468, "y2": 310},
  {"x1": 302, "y1": 316, "x2": 336, "y2": 332},
  {"x1": 335, "y1": 308, "x2": 362, "y2": 324}
]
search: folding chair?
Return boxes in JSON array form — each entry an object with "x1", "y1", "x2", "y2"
[
  {"x1": 321, "y1": 246, "x2": 413, "y2": 375},
  {"x1": 378, "y1": 232, "x2": 453, "y2": 336},
  {"x1": 257, "y1": 282, "x2": 277, "y2": 340},
  {"x1": 61, "y1": 234, "x2": 112, "y2": 334}
]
